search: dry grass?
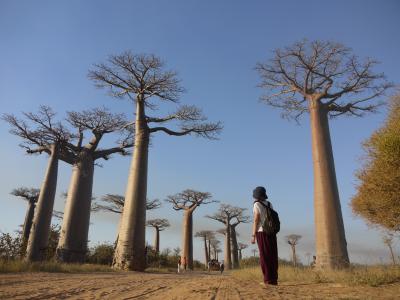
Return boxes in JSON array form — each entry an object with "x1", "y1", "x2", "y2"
[
  {"x1": 0, "y1": 260, "x2": 114, "y2": 273},
  {"x1": 232, "y1": 264, "x2": 400, "y2": 287}
]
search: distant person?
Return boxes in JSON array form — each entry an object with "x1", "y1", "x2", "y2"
[
  {"x1": 219, "y1": 261, "x2": 224, "y2": 274},
  {"x1": 251, "y1": 186, "x2": 279, "y2": 286},
  {"x1": 310, "y1": 255, "x2": 316, "y2": 268},
  {"x1": 207, "y1": 260, "x2": 211, "y2": 272},
  {"x1": 178, "y1": 260, "x2": 181, "y2": 273}
]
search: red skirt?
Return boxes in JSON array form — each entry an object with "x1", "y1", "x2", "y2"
[{"x1": 256, "y1": 232, "x2": 278, "y2": 285}]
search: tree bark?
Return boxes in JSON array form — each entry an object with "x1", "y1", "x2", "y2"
[
  {"x1": 230, "y1": 225, "x2": 239, "y2": 268},
  {"x1": 224, "y1": 223, "x2": 232, "y2": 269},
  {"x1": 208, "y1": 239, "x2": 211, "y2": 261},
  {"x1": 310, "y1": 98, "x2": 349, "y2": 269},
  {"x1": 154, "y1": 228, "x2": 160, "y2": 254},
  {"x1": 291, "y1": 245, "x2": 297, "y2": 267},
  {"x1": 239, "y1": 249, "x2": 242, "y2": 260},
  {"x1": 22, "y1": 201, "x2": 36, "y2": 245},
  {"x1": 203, "y1": 236, "x2": 209, "y2": 266},
  {"x1": 25, "y1": 145, "x2": 59, "y2": 261},
  {"x1": 182, "y1": 210, "x2": 193, "y2": 270},
  {"x1": 56, "y1": 150, "x2": 94, "y2": 263},
  {"x1": 113, "y1": 100, "x2": 149, "y2": 271}
]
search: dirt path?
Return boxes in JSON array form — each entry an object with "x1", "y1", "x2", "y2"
[{"x1": 0, "y1": 271, "x2": 399, "y2": 299}]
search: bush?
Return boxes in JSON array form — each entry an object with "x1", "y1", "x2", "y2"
[{"x1": 86, "y1": 243, "x2": 115, "y2": 265}]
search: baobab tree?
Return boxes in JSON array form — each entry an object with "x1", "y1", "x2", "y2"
[
  {"x1": 3, "y1": 106, "x2": 73, "y2": 261},
  {"x1": 207, "y1": 204, "x2": 244, "y2": 269},
  {"x1": 194, "y1": 230, "x2": 214, "y2": 266},
  {"x1": 237, "y1": 242, "x2": 248, "y2": 260},
  {"x1": 209, "y1": 238, "x2": 221, "y2": 260},
  {"x1": 10, "y1": 187, "x2": 40, "y2": 248},
  {"x1": 166, "y1": 189, "x2": 217, "y2": 270},
  {"x1": 92, "y1": 194, "x2": 161, "y2": 213},
  {"x1": 256, "y1": 40, "x2": 392, "y2": 268},
  {"x1": 286, "y1": 234, "x2": 302, "y2": 267},
  {"x1": 382, "y1": 234, "x2": 396, "y2": 265},
  {"x1": 56, "y1": 107, "x2": 133, "y2": 263},
  {"x1": 146, "y1": 219, "x2": 170, "y2": 254},
  {"x1": 89, "y1": 52, "x2": 222, "y2": 271},
  {"x1": 230, "y1": 211, "x2": 250, "y2": 268}
]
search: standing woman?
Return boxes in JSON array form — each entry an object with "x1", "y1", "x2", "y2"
[{"x1": 251, "y1": 186, "x2": 279, "y2": 286}]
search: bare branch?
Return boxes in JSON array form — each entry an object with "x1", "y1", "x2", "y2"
[
  {"x1": 10, "y1": 187, "x2": 40, "y2": 203},
  {"x1": 146, "y1": 218, "x2": 170, "y2": 231},
  {"x1": 165, "y1": 189, "x2": 217, "y2": 211}
]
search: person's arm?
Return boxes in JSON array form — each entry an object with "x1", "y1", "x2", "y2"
[{"x1": 251, "y1": 208, "x2": 260, "y2": 244}]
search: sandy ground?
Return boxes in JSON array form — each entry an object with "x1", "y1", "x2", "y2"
[{"x1": 0, "y1": 271, "x2": 399, "y2": 300}]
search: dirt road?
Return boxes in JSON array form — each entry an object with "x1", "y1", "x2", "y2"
[{"x1": 0, "y1": 271, "x2": 399, "y2": 299}]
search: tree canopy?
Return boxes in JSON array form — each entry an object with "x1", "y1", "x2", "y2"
[{"x1": 351, "y1": 94, "x2": 400, "y2": 232}]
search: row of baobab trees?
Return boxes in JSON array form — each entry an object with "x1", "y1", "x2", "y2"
[
  {"x1": 3, "y1": 39, "x2": 393, "y2": 270},
  {"x1": 11, "y1": 186, "x2": 252, "y2": 270}
]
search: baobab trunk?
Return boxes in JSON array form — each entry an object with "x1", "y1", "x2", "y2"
[
  {"x1": 387, "y1": 244, "x2": 396, "y2": 265},
  {"x1": 22, "y1": 201, "x2": 36, "y2": 244},
  {"x1": 57, "y1": 150, "x2": 94, "y2": 263},
  {"x1": 203, "y1": 236, "x2": 209, "y2": 266},
  {"x1": 291, "y1": 245, "x2": 297, "y2": 267},
  {"x1": 310, "y1": 99, "x2": 349, "y2": 269},
  {"x1": 182, "y1": 210, "x2": 193, "y2": 270},
  {"x1": 230, "y1": 226, "x2": 239, "y2": 268},
  {"x1": 25, "y1": 145, "x2": 59, "y2": 261},
  {"x1": 113, "y1": 100, "x2": 149, "y2": 271},
  {"x1": 154, "y1": 229, "x2": 160, "y2": 254},
  {"x1": 239, "y1": 249, "x2": 242, "y2": 260},
  {"x1": 208, "y1": 239, "x2": 211, "y2": 260},
  {"x1": 224, "y1": 224, "x2": 232, "y2": 269}
]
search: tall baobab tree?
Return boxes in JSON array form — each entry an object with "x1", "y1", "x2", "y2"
[
  {"x1": 3, "y1": 106, "x2": 73, "y2": 261},
  {"x1": 166, "y1": 189, "x2": 217, "y2": 270},
  {"x1": 237, "y1": 242, "x2": 248, "y2": 260},
  {"x1": 56, "y1": 107, "x2": 133, "y2": 263},
  {"x1": 207, "y1": 204, "x2": 244, "y2": 269},
  {"x1": 286, "y1": 234, "x2": 302, "y2": 267},
  {"x1": 146, "y1": 219, "x2": 170, "y2": 254},
  {"x1": 194, "y1": 230, "x2": 214, "y2": 266},
  {"x1": 230, "y1": 211, "x2": 250, "y2": 268},
  {"x1": 256, "y1": 40, "x2": 392, "y2": 268},
  {"x1": 89, "y1": 53, "x2": 222, "y2": 271},
  {"x1": 382, "y1": 234, "x2": 396, "y2": 265},
  {"x1": 89, "y1": 52, "x2": 222, "y2": 271},
  {"x1": 209, "y1": 238, "x2": 221, "y2": 260},
  {"x1": 10, "y1": 187, "x2": 40, "y2": 248}
]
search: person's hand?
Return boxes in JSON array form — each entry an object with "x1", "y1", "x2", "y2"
[{"x1": 251, "y1": 235, "x2": 256, "y2": 244}]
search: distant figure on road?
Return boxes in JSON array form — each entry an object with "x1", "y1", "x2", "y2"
[
  {"x1": 177, "y1": 260, "x2": 181, "y2": 273},
  {"x1": 251, "y1": 186, "x2": 279, "y2": 286},
  {"x1": 181, "y1": 256, "x2": 187, "y2": 271},
  {"x1": 310, "y1": 255, "x2": 316, "y2": 268},
  {"x1": 219, "y1": 262, "x2": 224, "y2": 274}
]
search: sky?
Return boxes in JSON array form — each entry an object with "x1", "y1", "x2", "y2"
[{"x1": 0, "y1": 0, "x2": 399, "y2": 264}]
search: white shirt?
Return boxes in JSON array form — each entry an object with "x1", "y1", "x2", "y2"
[{"x1": 253, "y1": 200, "x2": 273, "y2": 232}]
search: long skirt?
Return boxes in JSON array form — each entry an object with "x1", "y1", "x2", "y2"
[{"x1": 256, "y1": 232, "x2": 278, "y2": 285}]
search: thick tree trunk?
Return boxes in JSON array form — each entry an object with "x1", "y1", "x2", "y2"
[
  {"x1": 310, "y1": 99, "x2": 349, "y2": 269},
  {"x1": 22, "y1": 201, "x2": 36, "y2": 245},
  {"x1": 56, "y1": 150, "x2": 94, "y2": 263},
  {"x1": 208, "y1": 239, "x2": 211, "y2": 260},
  {"x1": 154, "y1": 228, "x2": 160, "y2": 254},
  {"x1": 231, "y1": 225, "x2": 239, "y2": 268},
  {"x1": 25, "y1": 145, "x2": 59, "y2": 261},
  {"x1": 182, "y1": 210, "x2": 193, "y2": 270},
  {"x1": 291, "y1": 245, "x2": 297, "y2": 267},
  {"x1": 224, "y1": 223, "x2": 232, "y2": 269},
  {"x1": 113, "y1": 100, "x2": 149, "y2": 271},
  {"x1": 239, "y1": 249, "x2": 242, "y2": 260},
  {"x1": 203, "y1": 236, "x2": 209, "y2": 266}
]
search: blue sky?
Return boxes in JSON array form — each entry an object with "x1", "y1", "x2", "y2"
[{"x1": 0, "y1": 0, "x2": 399, "y2": 264}]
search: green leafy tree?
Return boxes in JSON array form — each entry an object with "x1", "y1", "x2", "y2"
[{"x1": 351, "y1": 94, "x2": 400, "y2": 232}]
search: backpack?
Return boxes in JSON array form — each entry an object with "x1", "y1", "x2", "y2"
[{"x1": 255, "y1": 200, "x2": 280, "y2": 235}]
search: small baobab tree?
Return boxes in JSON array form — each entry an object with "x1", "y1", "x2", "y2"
[
  {"x1": 256, "y1": 40, "x2": 392, "y2": 268},
  {"x1": 382, "y1": 234, "x2": 396, "y2": 265},
  {"x1": 3, "y1": 106, "x2": 73, "y2": 261},
  {"x1": 286, "y1": 234, "x2": 302, "y2": 267},
  {"x1": 146, "y1": 219, "x2": 170, "y2": 254},
  {"x1": 89, "y1": 52, "x2": 222, "y2": 271},
  {"x1": 207, "y1": 204, "x2": 244, "y2": 269},
  {"x1": 209, "y1": 238, "x2": 221, "y2": 260},
  {"x1": 166, "y1": 189, "x2": 217, "y2": 270},
  {"x1": 237, "y1": 242, "x2": 248, "y2": 260},
  {"x1": 56, "y1": 107, "x2": 133, "y2": 263},
  {"x1": 10, "y1": 187, "x2": 40, "y2": 248},
  {"x1": 194, "y1": 230, "x2": 214, "y2": 266}
]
